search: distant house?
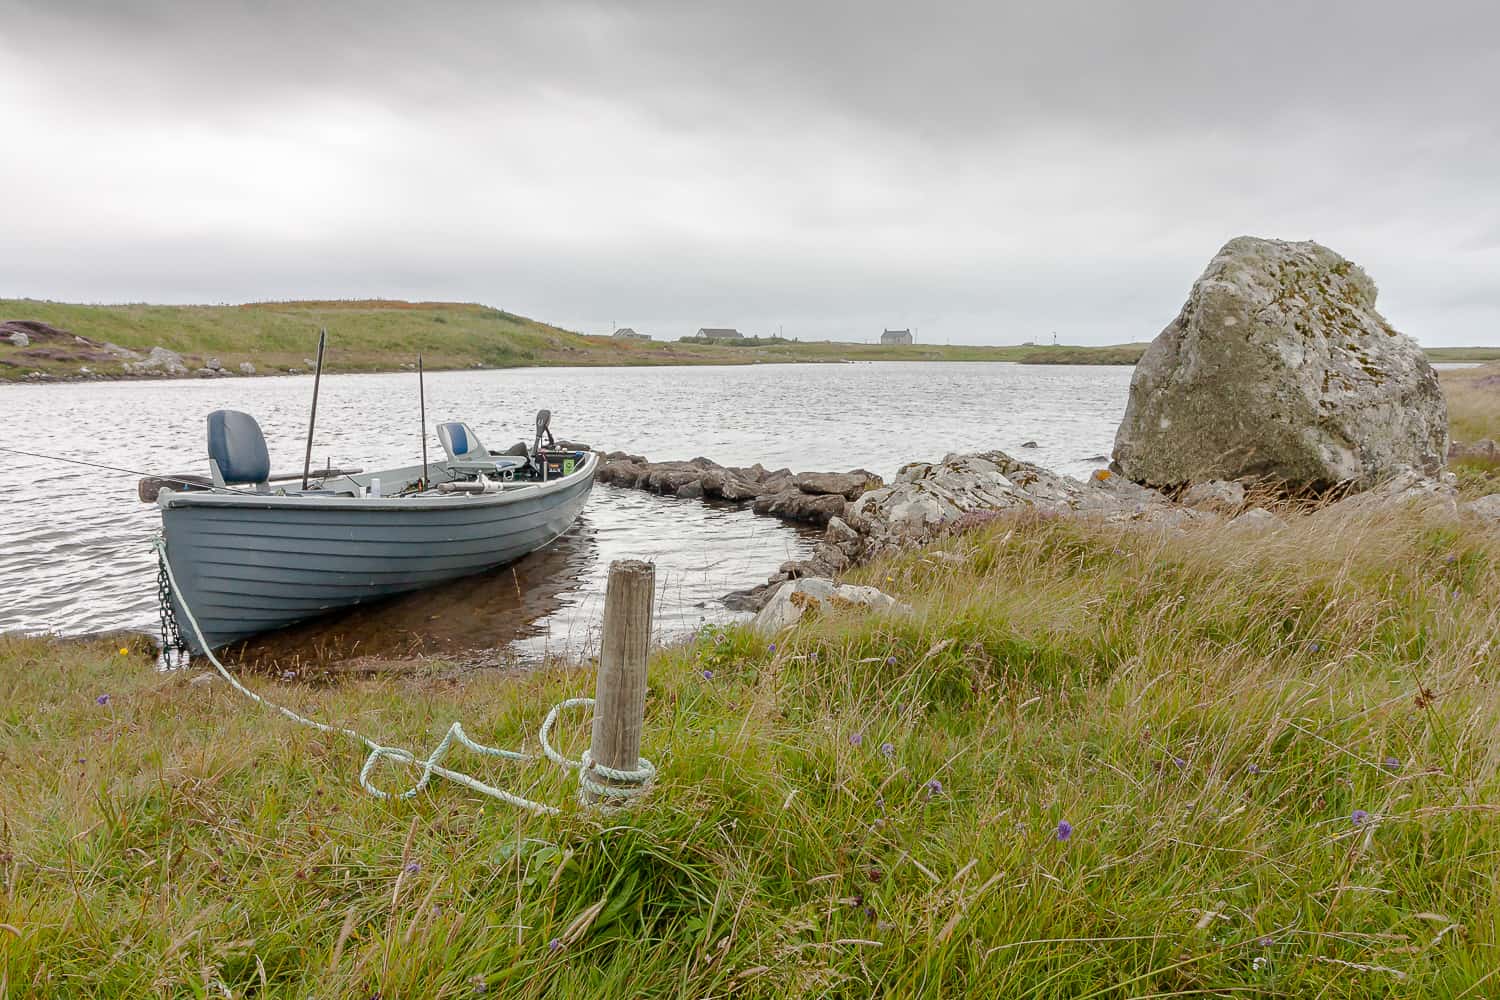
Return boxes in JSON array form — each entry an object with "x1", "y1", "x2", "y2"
[
  {"x1": 613, "y1": 327, "x2": 650, "y2": 341},
  {"x1": 697, "y1": 328, "x2": 743, "y2": 340},
  {"x1": 881, "y1": 328, "x2": 913, "y2": 346}
]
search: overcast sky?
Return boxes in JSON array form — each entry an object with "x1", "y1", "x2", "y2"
[{"x1": 2, "y1": 2, "x2": 1496, "y2": 345}]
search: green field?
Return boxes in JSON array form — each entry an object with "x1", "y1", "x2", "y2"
[
  {"x1": 5, "y1": 494, "x2": 1500, "y2": 996},
  {"x1": 6, "y1": 298, "x2": 1492, "y2": 382}
]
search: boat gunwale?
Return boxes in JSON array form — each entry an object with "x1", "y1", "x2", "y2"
[{"x1": 157, "y1": 451, "x2": 597, "y2": 513}]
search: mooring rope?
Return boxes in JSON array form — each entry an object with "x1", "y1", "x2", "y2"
[{"x1": 154, "y1": 537, "x2": 655, "y2": 814}]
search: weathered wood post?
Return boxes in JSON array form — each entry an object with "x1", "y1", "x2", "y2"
[{"x1": 586, "y1": 559, "x2": 655, "y2": 805}]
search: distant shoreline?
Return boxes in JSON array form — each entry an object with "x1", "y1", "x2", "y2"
[{"x1": 3, "y1": 298, "x2": 1496, "y2": 384}]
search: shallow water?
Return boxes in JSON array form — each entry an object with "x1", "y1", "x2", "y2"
[{"x1": 0, "y1": 362, "x2": 1131, "y2": 660}]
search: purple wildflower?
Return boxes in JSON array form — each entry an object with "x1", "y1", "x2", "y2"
[
  {"x1": 1173, "y1": 756, "x2": 1186, "y2": 769},
  {"x1": 701, "y1": 669, "x2": 713, "y2": 680},
  {"x1": 548, "y1": 937, "x2": 562, "y2": 952},
  {"x1": 1445, "y1": 554, "x2": 1458, "y2": 565},
  {"x1": 923, "y1": 778, "x2": 943, "y2": 799},
  {"x1": 1352, "y1": 809, "x2": 1370, "y2": 826},
  {"x1": 880, "y1": 742, "x2": 895, "y2": 757},
  {"x1": 767, "y1": 643, "x2": 776, "y2": 652},
  {"x1": 849, "y1": 731, "x2": 863, "y2": 747},
  {"x1": 1246, "y1": 763, "x2": 1260, "y2": 775},
  {"x1": 1055, "y1": 820, "x2": 1072, "y2": 842},
  {"x1": 886, "y1": 656, "x2": 897, "y2": 666},
  {"x1": 95, "y1": 694, "x2": 110, "y2": 706},
  {"x1": 1258, "y1": 935, "x2": 1274, "y2": 947},
  {"x1": 404, "y1": 861, "x2": 421, "y2": 874},
  {"x1": 1382, "y1": 756, "x2": 1401, "y2": 771},
  {"x1": 1309, "y1": 641, "x2": 1321, "y2": 653}
]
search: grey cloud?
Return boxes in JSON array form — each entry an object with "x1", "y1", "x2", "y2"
[{"x1": 1, "y1": 0, "x2": 1496, "y2": 344}]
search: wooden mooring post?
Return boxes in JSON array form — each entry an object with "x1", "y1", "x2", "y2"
[{"x1": 586, "y1": 559, "x2": 655, "y2": 805}]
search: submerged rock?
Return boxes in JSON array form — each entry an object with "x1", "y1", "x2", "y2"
[
  {"x1": 752, "y1": 578, "x2": 910, "y2": 633},
  {"x1": 1113, "y1": 237, "x2": 1448, "y2": 491}
]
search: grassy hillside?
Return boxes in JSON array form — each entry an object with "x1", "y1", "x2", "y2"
[
  {"x1": 1, "y1": 298, "x2": 1494, "y2": 382},
  {"x1": 0, "y1": 299, "x2": 758, "y2": 380}
]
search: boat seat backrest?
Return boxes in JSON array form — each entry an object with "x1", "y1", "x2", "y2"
[
  {"x1": 207, "y1": 409, "x2": 271, "y2": 488},
  {"x1": 437, "y1": 421, "x2": 486, "y2": 462}
]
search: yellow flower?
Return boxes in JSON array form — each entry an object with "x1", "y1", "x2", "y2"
[{"x1": 118, "y1": 647, "x2": 129, "y2": 656}]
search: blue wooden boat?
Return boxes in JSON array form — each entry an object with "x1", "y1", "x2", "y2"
[{"x1": 154, "y1": 409, "x2": 595, "y2": 653}]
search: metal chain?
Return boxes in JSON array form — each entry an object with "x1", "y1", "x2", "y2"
[{"x1": 156, "y1": 543, "x2": 188, "y2": 658}]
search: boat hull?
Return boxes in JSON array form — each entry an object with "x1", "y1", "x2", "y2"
[{"x1": 161, "y1": 456, "x2": 595, "y2": 652}]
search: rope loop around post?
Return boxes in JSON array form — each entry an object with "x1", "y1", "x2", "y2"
[{"x1": 155, "y1": 535, "x2": 656, "y2": 813}]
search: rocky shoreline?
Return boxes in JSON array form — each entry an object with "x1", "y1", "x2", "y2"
[{"x1": 595, "y1": 444, "x2": 1500, "y2": 619}]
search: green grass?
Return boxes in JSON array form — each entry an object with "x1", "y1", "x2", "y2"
[
  {"x1": 1441, "y1": 364, "x2": 1500, "y2": 498},
  {"x1": 4, "y1": 499, "x2": 1500, "y2": 996}
]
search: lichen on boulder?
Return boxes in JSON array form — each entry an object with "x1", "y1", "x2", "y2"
[{"x1": 1112, "y1": 236, "x2": 1448, "y2": 491}]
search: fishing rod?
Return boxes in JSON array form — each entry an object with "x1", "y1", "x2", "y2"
[
  {"x1": 0, "y1": 446, "x2": 261, "y2": 498},
  {"x1": 301, "y1": 327, "x2": 328, "y2": 489},
  {"x1": 417, "y1": 352, "x2": 429, "y2": 487},
  {"x1": 0, "y1": 446, "x2": 365, "y2": 502}
]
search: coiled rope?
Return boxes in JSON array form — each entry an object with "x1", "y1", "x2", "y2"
[{"x1": 154, "y1": 536, "x2": 655, "y2": 814}]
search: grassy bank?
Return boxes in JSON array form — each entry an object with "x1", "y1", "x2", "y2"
[
  {"x1": 4, "y1": 498, "x2": 1500, "y2": 996},
  {"x1": 1442, "y1": 363, "x2": 1500, "y2": 498},
  {"x1": 5, "y1": 298, "x2": 1493, "y2": 382}
]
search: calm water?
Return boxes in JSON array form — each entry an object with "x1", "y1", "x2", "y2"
[{"x1": 0, "y1": 363, "x2": 1131, "y2": 662}]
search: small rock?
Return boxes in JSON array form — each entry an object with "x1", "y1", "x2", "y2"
[
  {"x1": 751, "y1": 578, "x2": 911, "y2": 633},
  {"x1": 1464, "y1": 494, "x2": 1500, "y2": 526},
  {"x1": 676, "y1": 480, "x2": 704, "y2": 500},
  {"x1": 239, "y1": 361, "x2": 256, "y2": 375},
  {"x1": 1181, "y1": 480, "x2": 1246, "y2": 513},
  {"x1": 1226, "y1": 508, "x2": 1283, "y2": 532},
  {"x1": 794, "y1": 470, "x2": 884, "y2": 500},
  {"x1": 205, "y1": 356, "x2": 222, "y2": 371},
  {"x1": 8, "y1": 331, "x2": 29, "y2": 347}
]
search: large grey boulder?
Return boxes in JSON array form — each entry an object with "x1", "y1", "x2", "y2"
[{"x1": 1113, "y1": 237, "x2": 1448, "y2": 491}]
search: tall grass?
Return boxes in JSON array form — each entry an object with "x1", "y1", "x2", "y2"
[{"x1": 4, "y1": 500, "x2": 1499, "y2": 996}]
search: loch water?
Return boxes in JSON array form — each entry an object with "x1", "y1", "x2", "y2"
[{"x1": 0, "y1": 362, "x2": 1133, "y2": 663}]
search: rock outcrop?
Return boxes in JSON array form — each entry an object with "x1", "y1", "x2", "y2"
[
  {"x1": 1113, "y1": 237, "x2": 1448, "y2": 491},
  {"x1": 124, "y1": 346, "x2": 189, "y2": 377}
]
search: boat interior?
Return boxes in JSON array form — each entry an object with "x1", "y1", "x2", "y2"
[{"x1": 141, "y1": 408, "x2": 589, "y2": 504}]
